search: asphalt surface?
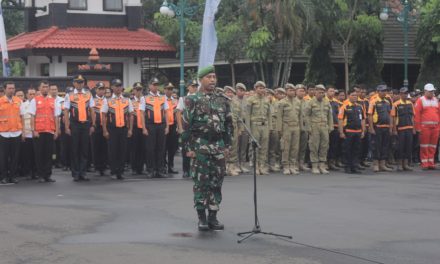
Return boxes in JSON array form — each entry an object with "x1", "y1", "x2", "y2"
[{"x1": 1, "y1": 160, "x2": 440, "y2": 264}]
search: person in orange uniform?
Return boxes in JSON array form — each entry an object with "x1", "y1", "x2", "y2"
[
  {"x1": 0, "y1": 81, "x2": 24, "y2": 184},
  {"x1": 164, "y1": 83, "x2": 179, "y2": 174},
  {"x1": 28, "y1": 80, "x2": 61, "y2": 183},
  {"x1": 338, "y1": 89, "x2": 366, "y2": 174},
  {"x1": 368, "y1": 84, "x2": 392, "y2": 172},
  {"x1": 414, "y1": 83, "x2": 440, "y2": 170},
  {"x1": 327, "y1": 86, "x2": 342, "y2": 170},
  {"x1": 145, "y1": 78, "x2": 169, "y2": 178},
  {"x1": 391, "y1": 87, "x2": 415, "y2": 171},
  {"x1": 92, "y1": 82, "x2": 108, "y2": 176},
  {"x1": 101, "y1": 79, "x2": 134, "y2": 180},
  {"x1": 64, "y1": 75, "x2": 96, "y2": 182},
  {"x1": 130, "y1": 82, "x2": 148, "y2": 175}
]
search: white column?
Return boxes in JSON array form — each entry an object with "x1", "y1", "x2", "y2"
[
  {"x1": 124, "y1": 58, "x2": 141, "y2": 87},
  {"x1": 49, "y1": 56, "x2": 67, "y2": 76}
]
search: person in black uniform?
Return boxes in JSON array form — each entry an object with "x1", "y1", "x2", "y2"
[
  {"x1": 144, "y1": 78, "x2": 169, "y2": 178},
  {"x1": 92, "y1": 82, "x2": 108, "y2": 176},
  {"x1": 338, "y1": 89, "x2": 366, "y2": 174},
  {"x1": 130, "y1": 82, "x2": 148, "y2": 175},
  {"x1": 64, "y1": 75, "x2": 96, "y2": 182},
  {"x1": 164, "y1": 83, "x2": 179, "y2": 174},
  {"x1": 101, "y1": 79, "x2": 134, "y2": 180},
  {"x1": 327, "y1": 86, "x2": 342, "y2": 170}
]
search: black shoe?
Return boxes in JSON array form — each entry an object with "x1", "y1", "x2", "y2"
[
  {"x1": 344, "y1": 167, "x2": 353, "y2": 174},
  {"x1": 8, "y1": 178, "x2": 19, "y2": 184},
  {"x1": 45, "y1": 178, "x2": 56, "y2": 183},
  {"x1": 208, "y1": 210, "x2": 224, "y2": 230},
  {"x1": 116, "y1": 174, "x2": 124, "y2": 180},
  {"x1": 351, "y1": 168, "x2": 362, "y2": 174},
  {"x1": 154, "y1": 171, "x2": 167, "y2": 178},
  {"x1": 182, "y1": 172, "x2": 190, "y2": 179},
  {"x1": 168, "y1": 168, "x2": 179, "y2": 174},
  {"x1": 197, "y1": 210, "x2": 209, "y2": 231},
  {"x1": 62, "y1": 167, "x2": 69, "y2": 171},
  {"x1": 38, "y1": 178, "x2": 46, "y2": 183},
  {"x1": 99, "y1": 170, "x2": 105, "y2": 176},
  {"x1": 79, "y1": 176, "x2": 90, "y2": 182},
  {"x1": 356, "y1": 166, "x2": 365, "y2": 171}
]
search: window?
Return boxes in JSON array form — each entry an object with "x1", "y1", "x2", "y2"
[
  {"x1": 68, "y1": 0, "x2": 87, "y2": 10},
  {"x1": 40, "y1": 64, "x2": 49, "y2": 77},
  {"x1": 103, "y1": 0, "x2": 123, "y2": 11}
]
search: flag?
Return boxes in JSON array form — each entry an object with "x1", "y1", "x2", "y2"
[
  {"x1": 0, "y1": 5, "x2": 10, "y2": 77},
  {"x1": 198, "y1": 0, "x2": 221, "y2": 71}
]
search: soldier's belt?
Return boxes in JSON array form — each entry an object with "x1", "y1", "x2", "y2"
[
  {"x1": 251, "y1": 121, "x2": 267, "y2": 126},
  {"x1": 193, "y1": 132, "x2": 222, "y2": 141}
]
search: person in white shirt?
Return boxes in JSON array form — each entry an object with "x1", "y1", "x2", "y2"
[
  {"x1": 130, "y1": 82, "x2": 148, "y2": 175},
  {"x1": 101, "y1": 79, "x2": 134, "y2": 180},
  {"x1": 50, "y1": 84, "x2": 64, "y2": 168},
  {"x1": 19, "y1": 88, "x2": 37, "y2": 179}
]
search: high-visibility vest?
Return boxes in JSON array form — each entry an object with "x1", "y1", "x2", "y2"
[
  {"x1": 0, "y1": 96, "x2": 23, "y2": 132},
  {"x1": 369, "y1": 97, "x2": 391, "y2": 128},
  {"x1": 392, "y1": 99, "x2": 414, "y2": 130},
  {"x1": 145, "y1": 96, "x2": 166, "y2": 124},
  {"x1": 34, "y1": 95, "x2": 56, "y2": 133},
  {"x1": 132, "y1": 98, "x2": 143, "y2": 129},
  {"x1": 338, "y1": 101, "x2": 364, "y2": 133},
  {"x1": 94, "y1": 96, "x2": 105, "y2": 126},
  {"x1": 167, "y1": 98, "x2": 177, "y2": 125},
  {"x1": 107, "y1": 98, "x2": 130, "y2": 128},
  {"x1": 69, "y1": 91, "x2": 92, "y2": 122}
]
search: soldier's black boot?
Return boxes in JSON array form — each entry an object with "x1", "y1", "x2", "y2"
[
  {"x1": 208, "y1": 210, "x2": 224, "y2": 230},
  {"x1": 197, "y1": 210, "x2": 209, "y2": 231}
]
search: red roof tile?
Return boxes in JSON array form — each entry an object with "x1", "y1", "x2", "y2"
[{"x1": 6, "y1": 27, "x2": 175, "y2": 53}]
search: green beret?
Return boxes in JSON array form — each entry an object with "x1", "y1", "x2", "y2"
[{"x1": 198, "y1": 65, "x2": 215, "y2": 79}]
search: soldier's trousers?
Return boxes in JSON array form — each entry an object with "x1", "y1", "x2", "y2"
[
  {"x1": 145, "y1": 123, "x2": 166, "y2": 172},
  {"x1": 228, "y1": 125, "x2": 239, "y2": 165},
  {"x1": 299, "y1": 130, "x2": 309, "y2": 163},
  {"x1": 250, "y1": 123, "x2": 269, "y2": 168},
  {"x1": 371, "y1": 127, "x2": 390, "y2": 161},
  {"x1": 281, "y1": 128, "x2": 300, "y2": 167},
  {"x1": 343, "y1": 132, "x2": 361, "y2": 169},
  {"x1": 108, "y1": 127, "x2": 127, "y2": 176},
  {"x1": 328, "y1": 128, "x2": 342, "y2": 160},
  {"x1": 238, "y1": 132, "x2": 249, "y2": 166},
  {"x1": 19, "y1": 138, "x2": 36, "y2": 177},
  {"x1": 165, "y1": 124, "x2": 178, "y2": 169},
  {"x1": 131, "y1": 127, "x2": 145, "y2": 173},
  {"x1": 92, "y1": 128, "x2": 107, "y2": 173},
  {"x1": 0, "y1": 135, "x2": 21, "y2": 181},
  {"x1": 269, "y1": 130, "x2": 281, "y2": 167},
  {"x1": 70, "y1": 121, "x2": 90, "y2": 178},
  {"x1": 60, "y1": 129, "x2": 71, "y2": 168},
  {"x1": 191, "y1": 152, "x2": 225, "y2": 211},
  {"x1": 34, "y1": 133, "x2": 54, "y2": 180},
  {"x1": 397, "y1": 129, "x2": 413, "y2": 160},
  {"x1": 309, "y1": 125, "x2": 330, "y2": 163}
]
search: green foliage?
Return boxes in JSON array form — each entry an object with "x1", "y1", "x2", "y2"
[
  {"x1": 245, "y1": 26, "x2": 273, "y2": 62},
  {"x1": 304, "y1": 37, "x2": 336, "y2": 85},
  {"x1": 0, "y1": 9, "x2": 25, "y2": 76},
  {"x1": 217, "y1": 21, "x2": 246, "y2": 64}
]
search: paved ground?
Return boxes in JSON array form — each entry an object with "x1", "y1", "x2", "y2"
[{"x1": 1, "y1": 161, "x2": 440, "y2": 264}]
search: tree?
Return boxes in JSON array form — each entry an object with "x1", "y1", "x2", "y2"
[
  {"x1": 415, "y1": 0, "x2": 440, "y2": 89},
  {"x1": 0, "y1": 9, "x2": 25, "y2": 77}
]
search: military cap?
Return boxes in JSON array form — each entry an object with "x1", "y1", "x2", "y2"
[
  {"x1": 165, "y1": 82, "x2": 175, "y2": 90},
  {"x1": 254, "y1": 81, "x2": 266, "y2": 88},
  {"x1": 198, "y1": 65, "x2": 215, "y2": 79},
  {"x1": 95, "y1": 82, "x2": 105, "y2": 89},
  {"x1": 149, "y1": 77, "x2": 160, "y2": 85},
  {"x1": 424, "y1": 83, "x2": 436, "y2": 91},
  {"x1": 133, "y1": 82, "x2": 143, "y2": 89},
  {"x1": 285, "y1": 83, "x2": 295, "y2": 90},
  {"x1": 73, "y1": 74, "x2": 86, "y2": 82},
  {"x1": 215, "y1": 87, "x2": 224, "y2": 93},
  {"x1": 224, "y1": 86, "x2": 236, "y2": 94},
  {"x1": 275, "y1": 87, "x2": 286, "y2": 94},
  {"x1": 399, "y1": 87, "x2": 409, "y2": 93},
  {"x1": 266, "y1": 88, "x2": 275, "y2": 95},
  {"x1": 376, "y1": 84, "x2": 388, "y2": 91},
  {"x1": 111, "y1": 79, "x2": 123, "y2": 87},
  {"x1": 187, "y1": 79, "x2": 198, "y2": 87},
  {"x1": 236, "y1": 83, "x2": 246, "y2": 91},
  {"x1": 315, "y1": 84, "x2": 326, "y2": 91}
]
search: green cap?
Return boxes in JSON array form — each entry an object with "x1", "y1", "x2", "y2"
[{"x1": 198, "y1": 65, "x2": 215, "y2": 79}]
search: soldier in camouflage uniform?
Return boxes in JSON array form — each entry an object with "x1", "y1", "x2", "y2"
[
  {"x1": 303, "y1": 84, "x2": 333, "y2": 174},
  {"x1": 268, "y1": 88, "x2": 284, "y2": 172},
  {"x1": 277, "y1": 84, "x2": 302, "y2": 175},
  {"x1": 246, "y1": 81, "x2": 272, "y2": 175},
  {"x1": 182, "y1": 65, "x2": 233, "y2": 231}
]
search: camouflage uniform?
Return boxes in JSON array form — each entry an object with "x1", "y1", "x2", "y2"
[
  {"x1": 277, "y1": 96, "x2": 302, "y2": 174},
  {"x1": 182, "y1": 91, "x2": 233, "y2": 211},
  {"x1": 246, "y1": 94, "x2": 271, "y2": 174},
  {"x1": 298, "y1": 97, "x2": 310, "y2": 171}
]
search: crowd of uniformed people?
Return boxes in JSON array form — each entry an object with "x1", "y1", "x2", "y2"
[{"x1": 0, "y1": 74, "x2": 439, "y2": 185}]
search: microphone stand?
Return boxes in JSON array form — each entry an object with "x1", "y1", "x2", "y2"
[{"x1": 236, "y1": 117, "x2": 292, "y2": 243}]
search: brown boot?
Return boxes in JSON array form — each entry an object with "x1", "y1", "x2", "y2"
[
  {"x1": 299, "y1": 161, "x2": 310, "y2": 171},
  {"x1": 396, "y1": 160, "x2": 403, "y2": 171},
  {"x1": 403, "y1": 159, "x2": 413, "y2": 171},
  {"x1": 319, "y1": 162, "x2": 329, "y2": 174},
  {"x1": 311, "y1": 163, "x2": 320, "y2": 174},
  {"x1": 290, "y1": 164, "x2": 299, "y2": 175},
  {"x1": 328, "y1": 160, "x2": 339, "y2": 170},
  {"x1": 373, "y1": 160, "x2": 380, "y2": 172},
  {"x1": 379, "y1": 160, "x2": 393, "y2": 172}
]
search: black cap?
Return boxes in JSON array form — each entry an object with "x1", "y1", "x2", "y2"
[
  {"x1": 73, "y1": 74, "x2": 86, "y2": 82},
  {"x1": 399, "y1": 87, "x2": 409, "y2": 93},
  {"x1": 165, "y1": 82, "x2": 175, "y2": 90},
  {"x1": 376, "y1": 84, "x2": 388, "y2": 91},
  {"x1": 133, "y1": 82, "x2": 143, "y2": 90},
  {"x1": 111, "y1": 79, "x2": 123, "y2": 87},
  {"x1": 95, "y1": 82, "x2": 105, "y2": 89},
  {"x1": 187, "y1": 79, "x2": 198, "y2": 87},
  {"x1": 149, "y1": 77, "x2": 160, "y2": 85}
]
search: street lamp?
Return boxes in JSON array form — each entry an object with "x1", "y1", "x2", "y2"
[
  {"x1": 160, "y1": 0, "x2": 199, "y2": 97},
  {"x1": 380, "y1": 0, "x2": 417, "y2": 88}
]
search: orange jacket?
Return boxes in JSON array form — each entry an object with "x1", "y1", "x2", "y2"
[
  {"x1": 0, "y1": 96, "x2": 22, "y2": 132},
  {"x1": 145, "y1": 96, "x2": 166, "y2": 124},
  {"x1": 107, "y1": 98, "x2": 130, "y2": 128},
  {"x1": 167, "y1": 98, "x2": 177, "y2": 125},
  {"x1": 34, "y1": 95, "x2": 56, "y2": 133},
  {"x1": 69, "y1": 92, "x2": 92, "y2": 122},
  {"x1": 414, "y1": 96, "x2": 440, "y2": 131},
  {"x1": 132, "y1": 99, "x2": 143, "y2": 129}
]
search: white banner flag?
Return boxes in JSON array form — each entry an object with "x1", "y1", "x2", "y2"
[
  {"x1": 198, "y1": 0, "x2": 221, "y2": 70},
  {"x1": 0, "y1": 5, "x2": 10, "y2": 77}
]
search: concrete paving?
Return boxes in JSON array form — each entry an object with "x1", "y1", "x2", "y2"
[{"x1": 1, "y1": 162, "x2": 440, "y2": 264}]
